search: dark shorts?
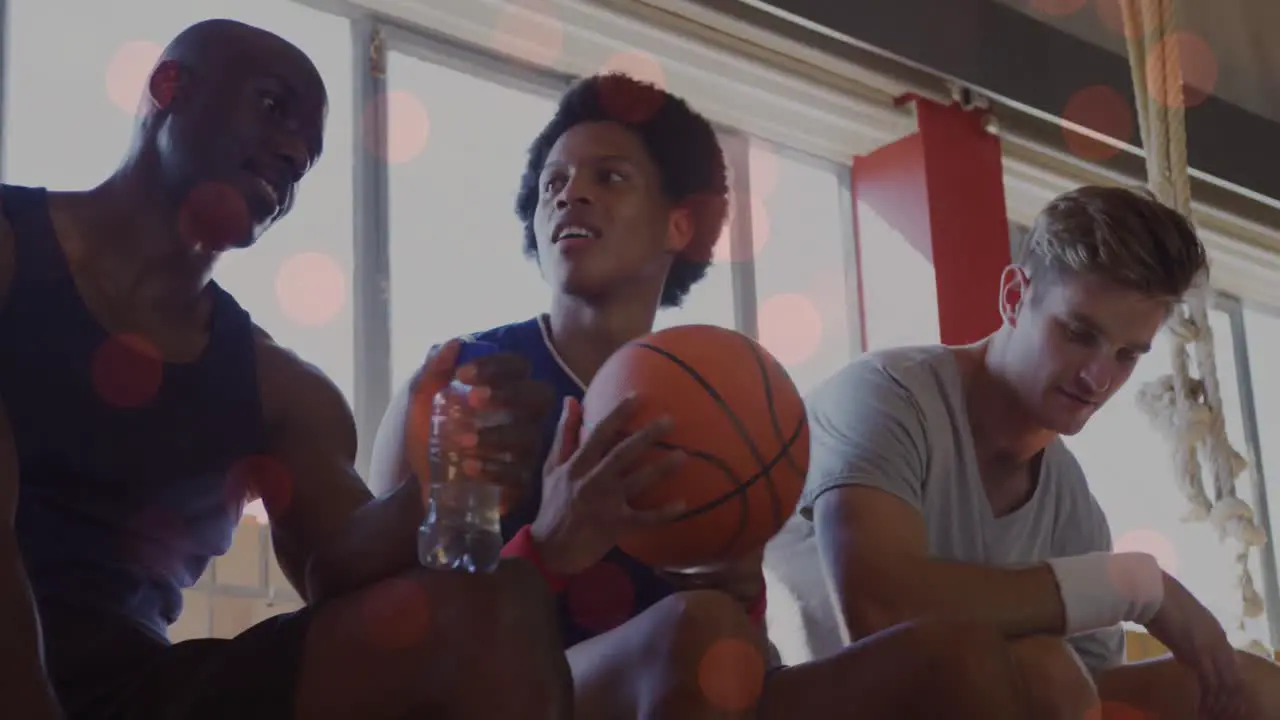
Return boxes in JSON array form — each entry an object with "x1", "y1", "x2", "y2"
[{"x1": 40, "y1": 601, "x2": 312, "y2": 720}]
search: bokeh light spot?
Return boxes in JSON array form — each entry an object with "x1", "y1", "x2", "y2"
[
  {"x1": 387, "y1": 91, "x2": 431, "y2": 163},
  {"x1": 1115, "y1": 527, "x2": 1178, "y2": 575},
  {"x1": 491, "y1": 0, "x2": 564, "y2": 67},
  {"x1": 1145, "y1": 32, "x2": 1218, "y2": 109},
  {"x1": 275, "y1": 252, "x2": 347, "y2": 327},
  {"x1": 597, "y1": 53, "x2": 667, "y2": 124},
  {"x1": 1097, "y1": 0, "x2": 1171, "y2": 38},
  {"x1": 93, "y1": 334, "x2": 163, "y2": 408},
  {"x1": 105, "y1": 41, "x2": 163, "y2": 115},
  {"x1": 364, "y1": 91, "x2": 431, "y2": 164},
  {"x1": 566, "y1": 561, "x2": 635, "y2": 635},
  {"x1": 758, "y1": 293, "x2": 824, "y2": 366},
  {"x1": 1062, "y1": 85, "x2": 1134, "y2": 162},
  {"x1": 698, "y1": 638, "x2": 766, "y2": 712},
  {"x1": 1094, "y1": 0, "x2": 1124, "y2": 35}
]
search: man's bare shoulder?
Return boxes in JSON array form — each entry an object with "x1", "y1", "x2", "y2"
[{"x1": 251, "y1": 326, "x2": 355, "y2": 438}]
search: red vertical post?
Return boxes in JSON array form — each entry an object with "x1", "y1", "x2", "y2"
[{"x1": 851, "y1": 97, "x2": 1011, "y2": 350}]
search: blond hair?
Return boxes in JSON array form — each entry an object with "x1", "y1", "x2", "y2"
[{"x1": 1019, "y1": 185, "x2": 1207, "y2": 298}]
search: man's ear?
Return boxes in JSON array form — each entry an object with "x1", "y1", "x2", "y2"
[
  {"x1": 148, "y1": 59, "x2": 188, "y2": 111},
  {"x1": 665, "y1": 205, "x2": 693, "y2": 255},
  {"x1": 999, "y1": 264, "x2": 1030, "y2": 326}
]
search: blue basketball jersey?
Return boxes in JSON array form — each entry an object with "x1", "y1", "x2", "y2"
[{"x1": 463, "y1": 316, "x2": 676, "y2": 647}]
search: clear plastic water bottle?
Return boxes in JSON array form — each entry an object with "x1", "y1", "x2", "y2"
[{"x1": 417, "y1": 341, "x2": 511, "y2": 574}]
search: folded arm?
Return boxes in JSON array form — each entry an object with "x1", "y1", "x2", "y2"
[
  {"x1": 814, "y1": 485, "x2": 1067, "y2": 639},
  {"x1": 803, "y1": 360, "x2": 1067, "y2": 640}
]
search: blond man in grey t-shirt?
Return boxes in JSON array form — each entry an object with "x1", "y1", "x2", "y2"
[{"x1": 796, "y1": 186, "x2": 1280, "y2": 719}]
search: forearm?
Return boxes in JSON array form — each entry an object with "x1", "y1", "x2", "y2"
[
  {"x1": 842, "y1": 556, "x2": 1066, "y2": 640},
  {"x1": 0, "y1": 534, "x2": 61, "y2": 719},
  {"x1": 305, "y1": 480, "x2": 423, "y2": 603}
]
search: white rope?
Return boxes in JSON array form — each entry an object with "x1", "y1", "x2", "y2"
[{"x1": 1121, "y1": 0, "x2": 1267, "y2": 634}]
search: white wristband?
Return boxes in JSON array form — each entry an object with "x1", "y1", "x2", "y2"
[{"x1": 1046, "y1": 552, "x2": 1165, "y2": 636}]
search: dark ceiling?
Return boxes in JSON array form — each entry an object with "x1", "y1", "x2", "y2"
[
  {"x1": 693, "y1": 0, "x2": 1280, "y2": 209},
  {"x1": 994, "y1": 0, "x2": 1280, "y2": 125}
]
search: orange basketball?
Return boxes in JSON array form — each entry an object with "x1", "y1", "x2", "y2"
[{"x1": 581, "y1": 324, "x2": 809, "y2": 570}]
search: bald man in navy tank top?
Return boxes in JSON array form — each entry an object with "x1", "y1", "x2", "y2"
[
  {"x1": 0, "y1": 18, "x2": 571, "y2": 720},
  {"x1": 371, "y1": 73, "x2": 1049, "y2": 719}
]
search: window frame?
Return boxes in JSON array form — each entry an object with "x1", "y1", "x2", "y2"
[
  {"x1": 1220, "y1": 293, "x2": 1280, "y2": 650},
  {"x1": 1, "y1": 0, "x2": 1274, "y2": 644}
]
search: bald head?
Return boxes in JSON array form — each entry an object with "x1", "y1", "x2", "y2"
[
  {"x1": 134, "y1": 18, "x2": 328, "y2": 249},
  {"x1": 163, "y1": 18, "x2": 288, "y2": 56},
  {"x1": 151, "y1": 19, "x2": 327, "y2": 117}
]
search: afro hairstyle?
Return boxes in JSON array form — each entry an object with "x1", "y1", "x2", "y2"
[{"x1": 514, "y1": 72, "x2": 729, "y2": 308}]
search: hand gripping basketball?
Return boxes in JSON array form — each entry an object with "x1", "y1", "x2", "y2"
[{"x1": 528, "y1": 394, "x2": 688, "y2": 577}]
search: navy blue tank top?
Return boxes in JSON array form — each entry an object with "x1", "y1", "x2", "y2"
[
  {"x1": 0, "y1": 185, "x2": 266, "y2": 640},
  {"x1": 464, "y1": 316, "x2": 676, "y2": 647}
]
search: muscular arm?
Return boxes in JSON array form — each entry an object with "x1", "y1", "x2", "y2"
[
  {"x1": 256, "y1": 341, "x2": 424, "y2": 605},
  {"x1": 803, "y1": 358, "x2": 1067, "y2": 641},
  {"x1": 0, "y1": 205, "x2": 63, "y2": 718},
  {"x1": 814, "y1": 486, "x2": 1066, "y2": 639}
]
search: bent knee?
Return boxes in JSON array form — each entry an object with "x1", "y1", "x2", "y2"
[
  {"x1": 639, "y1": 591, "x2": 761, "y2": 661},
  {"x1": 634, "y1": 592, "x2": 766, "y2": 717}
]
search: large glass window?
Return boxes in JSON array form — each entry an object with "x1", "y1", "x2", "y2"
[
  {"x1": 749, "y1": 139, "x2": 853, "y2": 394},
  {"x1": 650, "y1": 239, "x2": 735, "y2": 331},
  {"x1": 1065, "y1": 308, "x2": 1269, "y2": 645},
  {"x1": 385, "y1": 51, "x2": 558, "y2": 391},
  {"x1": 1244, "y1": 305, "x2": 1280, "y2": 636},
  {"x1": 3, "y1": 0, "x2": 352, "y2": 639},
  {"x1": 855, "y1": 199, "x2": 939, "y2": 351},
  {"x1": 650, "y1": 129, "x2": 735, "y2": 333}
]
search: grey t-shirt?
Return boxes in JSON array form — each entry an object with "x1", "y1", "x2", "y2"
[{"x1": 793, "y1": 344, "x2": 1125, "y2": 671}]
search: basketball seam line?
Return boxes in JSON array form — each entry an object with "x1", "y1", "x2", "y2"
[{"x1": 635, "y1": 341, "x2": 805, "y2": 559}]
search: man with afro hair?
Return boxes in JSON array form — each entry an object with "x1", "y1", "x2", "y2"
[{"x1": 373, "y1": 72, "x2": 1043, "y2": 718}]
